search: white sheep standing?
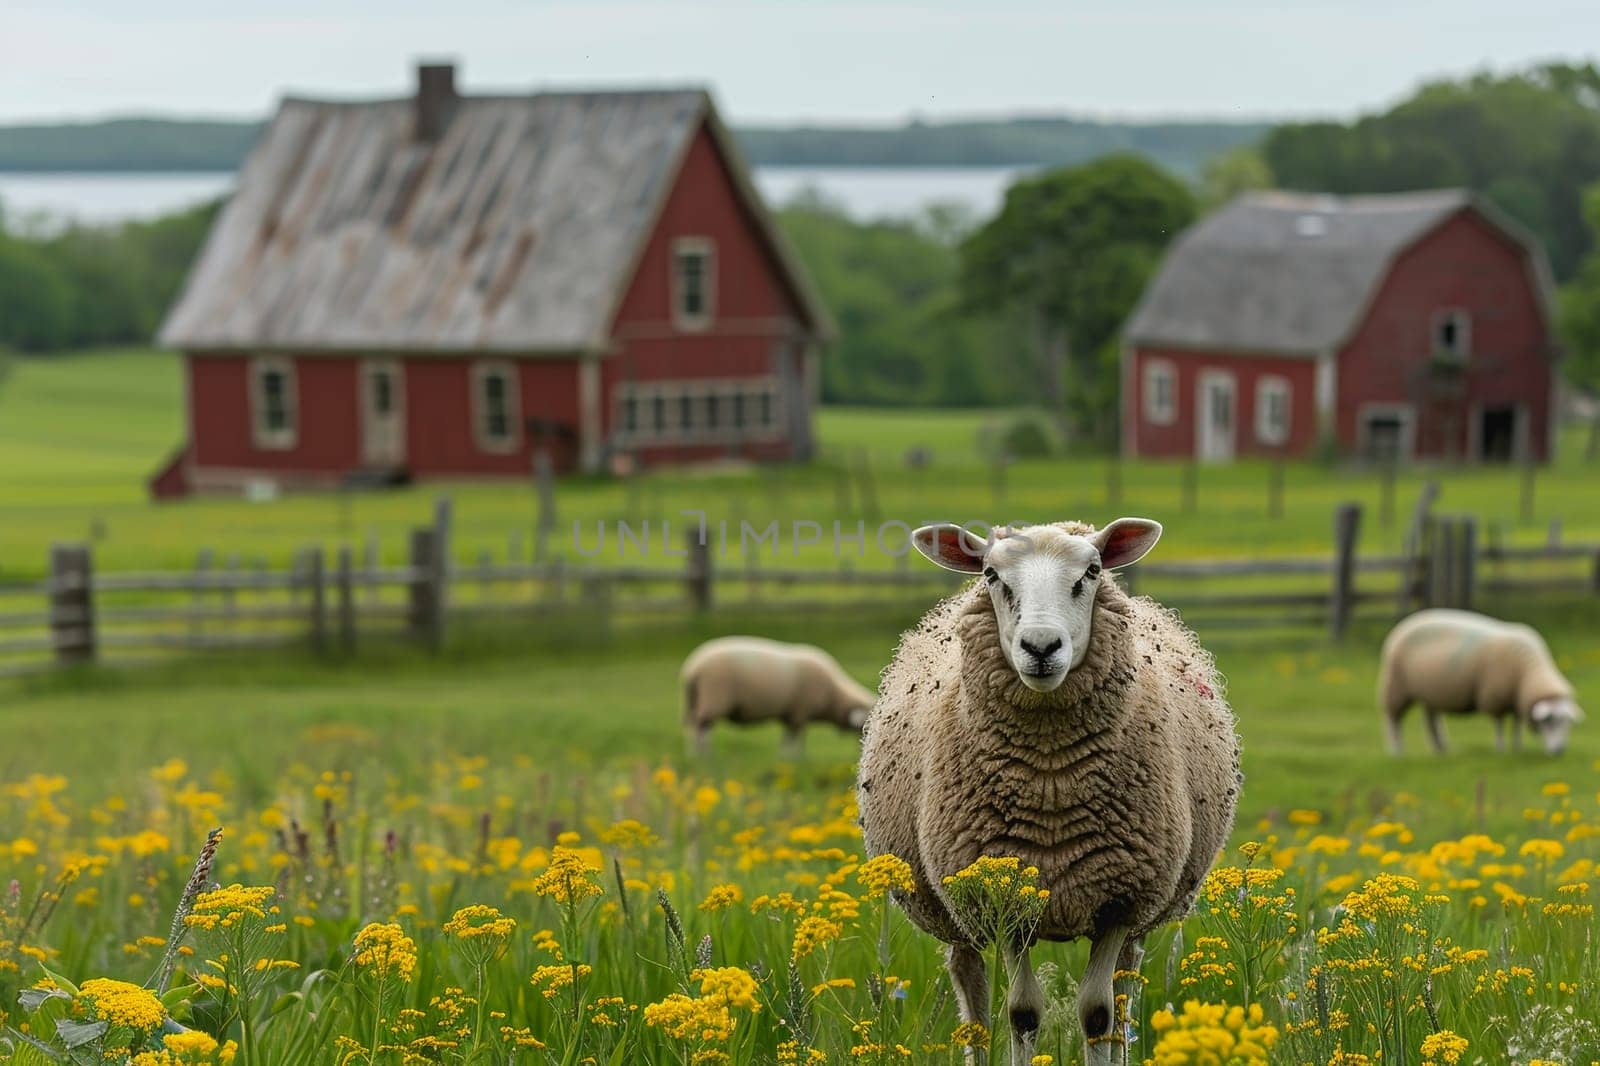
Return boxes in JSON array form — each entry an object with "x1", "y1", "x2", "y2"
[
  {"x1": 1379, "y1": 607, "x2": 1584, "y2": 756},
  {"x1": 858, "y1": 519, "x2": 1240, "y2": 1066},
  {"x1": 680, "y1": 636, "x2": 876, "y2": 756}
]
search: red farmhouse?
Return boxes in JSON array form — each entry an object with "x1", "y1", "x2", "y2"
[
  {"x1": 1121, "y1": 190, "x2": 1558, "y2": 464},
  {"x1": 154, "y1": 64, "x2": 831, "y2": 498}
]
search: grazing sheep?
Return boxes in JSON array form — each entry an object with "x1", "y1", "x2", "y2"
[
  {"x1": 1379, "y1": 608, "x2": 1584, "y2": 756},
  {"x1": 857, "y1": 519, "x2": 1240, "y2": 1066},
  {"x1": 681, "y1": 636, "x2": 876, "y2": 756}
]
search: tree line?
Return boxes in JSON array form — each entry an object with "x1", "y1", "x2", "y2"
[{"x1": 5, "y1": 59, "x2": 1600, "y2": 447}]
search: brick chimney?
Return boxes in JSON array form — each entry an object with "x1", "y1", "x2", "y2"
[{"x1": 414, "y1": 61, "x2": 458, "y2": 142}]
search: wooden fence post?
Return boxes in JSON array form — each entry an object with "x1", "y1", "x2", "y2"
[
  {"x1": 1456, "y1": 516, "x2": 1477, "y2": 611},
  {"x1": 409, "y1": 528, "x2": 445, "y2": 653},
  {"x1": 306, "y1": 548, "x2": 327, "y2": 655},
  {"x1": 336, "y1": 545, "x2": 356, "y2": 654},
  {"x1": 533, "y1": 450, "x2": 556, "y2": 562},
  {"x1": 686, "y1": 531, "x2": 713, "y2": 613},
  {"x1": 49, "y1": 543, "x2": 95, "y2": 665},
  {"x1": 1330, "y1": 502, "x2": 1362, "y2": 640},
  {"x1": 1267, "y1": 460, "x2": 1285, "y2": 519},
  {"x1": 1379, "y1": 461, "x2": 1397, "y2": 528},
  {"x1": 1397, "y1": 480, "x2": 1439, "y2": 616},
  {"x1": 192, "y1": 548, "x2": 213, "y2": 641}
]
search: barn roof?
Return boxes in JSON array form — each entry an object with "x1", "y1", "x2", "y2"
[
  {"x1": 1123, "y1": 189, "x2": 1551, "y2": 356},
  {"x1": 159, "y1": 78, "x2": 829, "y2": 353}
]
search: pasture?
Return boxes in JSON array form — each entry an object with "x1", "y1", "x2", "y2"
[
  {"x1": 5, "y1": 350, "x2": 1600, "y2": 580},
  {"x1": 1, "y1": 348, "x2": 1599, "y2": 1064}
]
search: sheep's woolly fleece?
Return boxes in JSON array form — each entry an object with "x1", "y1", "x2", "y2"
[{"x1": 858, "y1": 521, "x2": 1242, "y2": 947}]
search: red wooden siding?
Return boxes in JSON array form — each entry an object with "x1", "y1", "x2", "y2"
[
  {"x1": 1125, "y1": 348, "x2": 1318, "y2": 459},
  {"x1": 1335, "y1": 210, "x2": 1552, "y2": 461},
  {"x1": 404, "y1": 358, "x2": 581, "y2": 477},
  {"x1": 603, "y1": 122, "x2": 808, "y2": 465},
  {"x1": 188, "y1": 354, "x2": 362, "y2": 473}
]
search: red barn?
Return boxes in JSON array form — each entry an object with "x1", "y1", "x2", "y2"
[
  {"x1": 153, "y1": 63, "x2": 831, "y2": 498},
  {"x1": 1121, "y1": 190, "x2": 1558, "y2": 464}
]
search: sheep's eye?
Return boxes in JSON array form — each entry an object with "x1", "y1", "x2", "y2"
[
  {"x1": 983, "y1": 566, "x2": 999, "y2": 584},
  {"x1": 1086, "y1": 563, "x2": 1101, "y2": 580}
]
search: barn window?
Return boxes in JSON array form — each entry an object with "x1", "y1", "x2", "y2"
[
  {"x1": 1255, "y1": 377, "x2": 1291, "y2": 446},
  {"x1": 1432, "y1": 309, "x2": 1471, "y2": 361},
  {"x1": 672, "y1": 238, "x2": 715, "y2": 330},
  {"x1": 756, "y1": 387, "x2": 776, "y2": 429},
  {"x1": 1143, "y1": 360, "x2": 1176, "y2": 425},
  {"x1": 472, "y1": 362, "x2": 520, "y2": 453},
  {"x1": 250, "y1": 357, "x2": 297, "y2": 450}
]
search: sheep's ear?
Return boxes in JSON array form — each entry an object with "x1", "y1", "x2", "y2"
[
  {"x1": 911, "y1": 524, "x2": 990, "y2": 573},
  {"x1": 1091, "y1": 517, "x2": 1163, "y2": 569}
]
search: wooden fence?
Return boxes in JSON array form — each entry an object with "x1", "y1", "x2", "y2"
[{"x1": 3, "y1": 499, "x2": 1599, "y2": 678}]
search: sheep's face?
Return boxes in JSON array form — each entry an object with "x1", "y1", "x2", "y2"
[
  {"x1": 1530, "y1": 698, "x2": 1583, "y2": 755},
  {"x1": 912, "y1": 518, "x2": 1163, "y2": 693}
]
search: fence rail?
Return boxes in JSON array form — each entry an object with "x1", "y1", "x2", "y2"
[{"x1": 3, "y1": 497, "x2": 1598, "y2": 678}]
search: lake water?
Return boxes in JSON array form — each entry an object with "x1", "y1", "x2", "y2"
[{"x1": 0, "y1": 166, "x2": 1027, "y2": 230}]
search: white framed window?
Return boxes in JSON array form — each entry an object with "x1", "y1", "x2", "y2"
[
  {"x1": 1432, "y1": 309, "x2": 1471, "y2": 361},
  {"x1": 471, "y1": 362, "x2": 521, "y2": 453},
  {"x1": 672, "y1": 237, "x2": 716, "y2": 331},
  {"x1": 613, "y1": 377, "x2": 784, "y2": 446},
  {"x1": 1143, "y1": 359, "x2": 1176, "y2": 425},
  {"x1": 250, "y1": 356, "x2": 297, "y2": 450},
  {"x1": 1255, "y1": 376, "x2": 1292, "y2": 446}
]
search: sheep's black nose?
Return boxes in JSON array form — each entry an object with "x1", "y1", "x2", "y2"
[{"x1": 1019, "y1": 636, "x2": 1062, "y2": 661}]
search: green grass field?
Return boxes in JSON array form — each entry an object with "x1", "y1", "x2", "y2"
[
  {"x1": 2, "y1": 349, "x2": 1599, "y2": 1064},
  {"x1": 4, "y1": 349, "x2": 1600, "y2": 580}
]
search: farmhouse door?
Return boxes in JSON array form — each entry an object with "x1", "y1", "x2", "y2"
[
  {"x1": 1196, "y1": 371, "x2": 1236, "y2": 462},
  {"x1": 361, "y1": 361, "x2": 406, "y2": 466}
]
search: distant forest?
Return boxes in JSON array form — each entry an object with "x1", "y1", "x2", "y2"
[{"x1": 0, "y1": 115, "x2": 1268, "y2": 176}]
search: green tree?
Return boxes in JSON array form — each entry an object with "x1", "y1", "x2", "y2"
[
  {"x1": 957, "y1": 154, "x2": 1195, "y2": 445},
  {"x1": 1560, "y1": 185, "x2": 1600, "y2": 388},
  {"x1": 777, "y1": 198, "x2": 1025, "y2": 407},
  {"x1": 1264, "y1": 63, "x2": 1600, "y2": 279},
  {"x1": 1199, "y1": 146, "x2": 1274, "y2": 210},
  {"x1": 0, "y1": 233, "x2": 73, "y2": 351}
]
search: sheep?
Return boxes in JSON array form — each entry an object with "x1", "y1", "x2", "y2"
[
  {"x1": 1378, "y1": 608, "x2": 1584, "y2": 756},
  {"x1": 680, "y1": 636, "x2": 876, "y2": 757},
  {"x1": 857, "y1": 518, "x2": 1240, "y2": 1066}
]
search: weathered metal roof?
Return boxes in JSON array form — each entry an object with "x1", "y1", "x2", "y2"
[
  {"x1": 1123, "y1": 189, "x2": 1548, "y2": 356},
  {"x1": 160, "y1": 87, "x2": 823, "y2": 353}
]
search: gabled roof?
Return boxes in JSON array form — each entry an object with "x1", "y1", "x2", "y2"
[
  {"x1": 159, "y1": 85, "x2": 829, "y2": 353},
  {"x1": 1123, "y1": 189, "x2": 1551, "y2": 356}
]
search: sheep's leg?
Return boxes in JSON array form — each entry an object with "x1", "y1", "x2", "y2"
[
  {"x1": 1424, "y1": 709, "x2": 1448, "y2": 755},
  {"x1": 1080, "y1": 924, "x2": 1130, "y2": 1066},
  {"x1": 1382, "y1": 693, "x2": 1412, "y2": 756},
  {"x1": 685, "y1": 724, "x2": 710, "y2": 759},
  {"x1": 780, "y1": 724, "x2": 805, "y2": 761},
  {"x1": 1002, "y1": 940, "x2": 1044, "y2": 1066},
  {"x1": 1494, "y1": 715, "x2": 1507, "y2": 753},
  {"x1": 947, "y1": 942, "x2": 990, "y2": 1064},
  {"x1": 1111, "y1": 937, "x2": 1146, "y2": 1066},
  {"x1": 1511, "y1": 716, "x2": 1524, "y2": 754}
]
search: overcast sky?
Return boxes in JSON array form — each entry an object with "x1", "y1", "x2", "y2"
[{"x1": 3, "y1": 0, "x2": 1597, "y2": 125}]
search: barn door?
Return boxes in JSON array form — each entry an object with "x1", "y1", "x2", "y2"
[
  {"x1": 1196, "y1": 371, "x2": 1236, "y2": 462},
  {"x1": 361, "y1": 361, "x2": 406, "y2": 466}
]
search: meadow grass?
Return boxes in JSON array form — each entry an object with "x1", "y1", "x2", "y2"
[
  {"x1": 3, "y1": 349, "x2": 1600, "y2": 1063},
  {"x1": 4, "y1": 349, "x2": 1600, "y2": 581}
]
